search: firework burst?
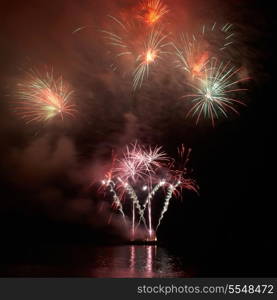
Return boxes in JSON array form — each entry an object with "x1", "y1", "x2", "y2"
[
  {"x1": 133, "y1": 27, "x2": 170, "y2": 90},
  {"x1": 138, "y1": 0, "x2": 169, "y2": 25},
  {"x1": 182, "y1": 58, "x2": 249, "y2": 126},
  {"x1": 102, "y1": 15, "x2": 170, "y2": 90},
  {"x1": 100, "y1": 144, "x2": 198, "y2": 241},
  {"x1": 129, "y1": 144, "x2": 169, "y2": 179},
  {"x1": 174, "y1": 33, "x2": 209, "y2": 78},
  {"x1": 114, "y1": 142, "x2": 168, "y2": 183},
  {"x1": 100, "y1": 143, "x2": 168, "y2": 240},
  {"x1": 15, "y1": 69, "x2": 76, "y2": 124},
  {"x1": 174, "y1": 23, "x2": 235, "y2": 78}
]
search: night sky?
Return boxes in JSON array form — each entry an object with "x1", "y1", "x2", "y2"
[{"x1": 0, "y1": 0, "x2": 275, "y2": 276}]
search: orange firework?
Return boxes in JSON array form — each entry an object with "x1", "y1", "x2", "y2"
[
  {"x1": 191, "y1": 52, "x2": 210, "y2": 77},
  {"x1": 174, "y1": 23, "x2": 235, "y2": 79},
  {"x1": 133, "y1": 27, "x2": 169, "y2": 89},
  {"x1": 138, "y1": 0, "x2": 169, "y2": 25},
  {"x1": 15, "y1": 68, "x2": 76, "y2": 124},
  {"x1": 174, "y1": 33, "x2": 210, "y2": 79},
  {"x1": 102, "y1": 14, "x2": 170, "y2": 90}
]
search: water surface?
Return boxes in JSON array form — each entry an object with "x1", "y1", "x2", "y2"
[{"x1": 0, "y1": 244, "x2": 196, "y2": 277}]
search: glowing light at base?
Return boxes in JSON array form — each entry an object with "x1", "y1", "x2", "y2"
[
  {"x1": 182, "y1": 58, "x2": 250, "y2": 126},
  {"x1": 100, "y1": 143, "x2": 198, "y2": 242},
  {"x1": 15, "y1": 69, "x2": 76, "y2": 124},
  {"x1": 146, "y1": 49, "x2": 157, "y2": 63}
]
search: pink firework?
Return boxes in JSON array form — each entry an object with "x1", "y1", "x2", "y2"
[
  {"x1": 114, "y1": 142, "x2": 168, "y2": 183},
  {"x1": 156, "y1": 145, "x2": 199, "y2": 230},
  {"x1": 167, "y1": 145, "x2": 198, "y2": 195}
]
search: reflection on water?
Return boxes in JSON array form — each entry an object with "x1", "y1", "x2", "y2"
[
  {"x1": 1, "y1": 245, "x2": 194, "y2": 277},
  {"x1": 90, "y1": 245, "x2": 189, "y2": 277}
]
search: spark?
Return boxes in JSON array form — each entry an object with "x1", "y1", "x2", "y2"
[
  {"x1": 72, "y1": 26, "x2": 87, "y2": 34},
  {"x1": 137, "y1": 180, "x2": 166, "y2": 234},
  {"x1": 118, "y1": 177, "x2": 147, "y2": 237},
  {"x1": 118, "y1": 179, "x2": 145, "y2": 222},
  {"x1": 102, "y1": 178, "x2": 126, "y2": 222},
  {"x1": 15, "y1": 68, "x2": 76, "y2": 124},
  {"x1": 182, "y1": 58, "x2": 249, "y2": 126},
  {"x1": 156, "y1": 182, "x2": 179, "y2": 230}
]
